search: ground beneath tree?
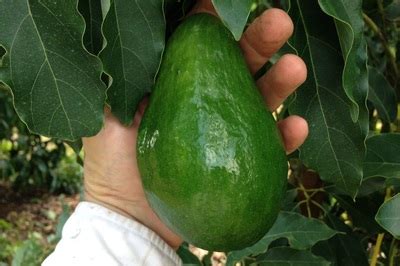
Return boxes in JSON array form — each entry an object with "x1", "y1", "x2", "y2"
[
  {"x1": 0, "y1": 183, "x2": 226, "y2": 265},
  {"x1": 0, "y1": 182, "x2": 79, "y2": 262}
]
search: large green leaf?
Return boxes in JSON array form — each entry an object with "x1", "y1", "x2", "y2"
[
  {"x1": 288, "y1": 0, "x2": 366, "y2": 197},
  {"x1": 100, "y1": 0, "x2": 165, "y2": 124},
  {"x1": 363, "y1": 134, "x2": 400, "y2": 179},
  {"x1": 376, "y1": 193, "x2": 400, "y2": 238},
  {"x1": 0, "y1": 1, "x2": 27, "y2": 84},
  {"x1": 318, "y1": 0, "x2": 368, "y2": 123},
  {"x1": 0, "y1": 0, "x2": 106, "y2": 140},
  {"x1": 226, "y1": 211, "x2": 338, "y2": 265},
  {"x1": 253, "y1": 247, "x2": 330, "y2": 266},
  {"x1": 312, "y1": 214, "x2": 369, "y2": 265},
  {"x1": 367, "y1": 66, "x2": 397, "y2": 122},
  {"x1": 78, "y1": 0, "x2": 104, "y2": 55},
  {"x1": 211, "y1": 0, "x2": 252, "y2": 41}
]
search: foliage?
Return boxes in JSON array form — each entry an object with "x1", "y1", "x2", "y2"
[
  {"x1": 376, "y1": 193, "x2": 400, "y2": 238},
  {"x1": 0, "y1": 202, "x2": 72, "y2": 265},
  {"x1": 212, "y1": 0, "x2": 253, "y2": 40},
  {"x1": 100, "y1": 0, "x2": 165, "y2": 125},
  {"x1": 50, "y1": 153, "x2": 83, "y2": 195},
  {"x1": 0, "y1": 85, "x2": 82, "y2": 194},
  {"x1": 0, "y1": 0, "x2": 399, "y2": 265},
  {"x1": 11, "y1": 234, "x2": 48, "y2": 266},
  {"x1": 0, "y1": 219, "x2": 14, "y2": 262},
  {"x1": 0, "y1": 86, "x2": 68, "y2": 193},
  {"x1": 177, "y1": 244, "x2": 204, "y2": 266},
  {"x1": 0, "y1": 81, "x2": 83, "y2": 193},
  {"x1": 0, "y1": 230, "x2": 41, "y2": 266},
  {"x1": 253, "y1": 247, "x2": 330, "y2": 266}
]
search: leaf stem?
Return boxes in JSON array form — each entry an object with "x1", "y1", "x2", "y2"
[
  {"x1": 377, "y1": 0, "x2": 386, "y2": 34},
  {"x1": 310, "y1": 199, "x2": 327, "y2": 215},
  {"x1": 296, "y1": 187, "x2": 325, "y2": 193},
  {"x1": 370, "y1": 187, "x2": 393, "y2": 266},
  {"x1": 298, "y1": 183, "x2": 312, "y2": 217},
  {"x1": 291, "y1": 199, "x2": 307, "y2": 212},
  {"x1": 362, "y1": 13, "x2": 399, "y2": 78},
  {"x1": 363, "y1": 13, "x2": 379, "y2": 34},
  {"x1": 370, "y1": 233, "x2": 385, "y2": 266},
  {"x1": 388, "y1": 237, "x2": 397, "y2": 266}
]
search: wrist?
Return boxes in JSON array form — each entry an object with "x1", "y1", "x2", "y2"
[{"x1": 84, "y1": 190, "x2": 137, "y2": 221}]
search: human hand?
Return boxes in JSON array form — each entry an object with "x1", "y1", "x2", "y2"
[{"x1": 82, "y1": 0, "x2": 308, "y2": 250}]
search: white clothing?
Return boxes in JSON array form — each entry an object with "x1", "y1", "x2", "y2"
[{"x1": 43, "y1": 202, "x2": 182, "y2": 266}]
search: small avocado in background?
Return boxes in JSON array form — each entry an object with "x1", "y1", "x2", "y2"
[{"x1": 137, "y1": 13, "x2": 288, "y2": 251}]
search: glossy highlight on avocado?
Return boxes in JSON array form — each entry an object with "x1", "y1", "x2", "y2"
[{"x1": 137, "y1": 13, "x2": 287, "y2": 251}]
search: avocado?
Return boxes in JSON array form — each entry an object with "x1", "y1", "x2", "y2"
[{"x1": 137, "y1": 13, "x2": 287, "y2": 251}]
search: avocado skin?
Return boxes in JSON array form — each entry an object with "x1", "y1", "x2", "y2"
[{"x1": 137, "y1": 13, "x2": 287, "y2": 251}]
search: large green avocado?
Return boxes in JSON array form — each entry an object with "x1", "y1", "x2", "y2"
[{"x1": 137, "y1": 13, "x2": 287, "y2": 251}]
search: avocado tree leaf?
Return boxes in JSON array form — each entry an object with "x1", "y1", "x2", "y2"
[
  {"x1": 176, "y1": 244, "x2": 202, "y2": 266},
  {"x1": 226, "y1": 211, "x2": 338, "y2": 266},
  {"x1": 357, "y1": 177, "x2": 387, "y2": 197},
  {"x1": 0, "y1": 45, "x2": 6, "y2": 77},
  {"x1": 385, "y1": 0, "x2": 400, "y2": 21},
  {"x1": 282, "y1": 188, "x2": 299, "y2": 211},
  {"x1": 317, "y1": 0, "x2": 369, "y2": 124},
  {"x1": 0, "y1": 1, "x2": 27, "y2": 85},
  {"x1": 211, "y1": 0, "x2": 252, "y2": 41},
  {"x1": 78, "y1": 0, "x2": 104, "y2": 55},
  {"x1": 253, "y1": 247, "x2": 330, "y2": 266},
  {"x1": 0, "y1": 0, "x2": 106, "y2": 141},
  {"x1": 363, "y1": 134, "x2": 400, "y2": 179},
  {"x1": 288, "y1": 0, "x2": 366, "y2": 197},
  {"x1": 65, "y1": 139, "x2": 83, "y2": 155},
  {"x1": 367, "y1": 66, "x2": 397, "y2": 122},
  {"x1": 312, "y1": 214, "x2": 369, "y2": 266},
  {"x1": 331, "y1": 193, "x2": 382, "y2": 233},
  {"x1": 376, "y1": 193, "x2": 400, "y2": 238},
  {"x1": 100, "y1": 0, "x2": 165, "y2": 125}
]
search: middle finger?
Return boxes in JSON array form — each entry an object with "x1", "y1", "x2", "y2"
[{"x1": 257, "y1": 54, "x2": 307, "y2": 111}]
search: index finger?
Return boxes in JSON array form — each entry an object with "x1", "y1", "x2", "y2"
[
  {"x1": 191, "y1": 2, "x2": 294, "y2": 75},
  {"x1": 240, "y1": 9, "x2": 294, "y2": 74}
]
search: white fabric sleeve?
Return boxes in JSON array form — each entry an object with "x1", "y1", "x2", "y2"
[{"x1": 42, "y1": 202, "x2": 182, "y2": 266}]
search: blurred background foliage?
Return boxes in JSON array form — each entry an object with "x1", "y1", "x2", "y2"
[
  {"x1": 0, "y1": 84, "x2": 82, "y2": 264},
  {"x1": 0, "y1": 85, "x2": 82, "y2": 195}
]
